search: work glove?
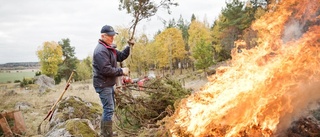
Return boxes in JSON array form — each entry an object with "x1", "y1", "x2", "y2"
[{"x1": 121, "y1": 68, "x2": 129, "y2": 76}]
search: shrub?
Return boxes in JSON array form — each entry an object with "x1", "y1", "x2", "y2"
[
  {"x1": 14, "y1": 80, "x2": 21, "y2": 83},
  {"x1": 20, "y1": 77, "x2": 35, "y2": 88},
  {"x1": 35, "y1": 71, "x2": 41, "y2": 76}
]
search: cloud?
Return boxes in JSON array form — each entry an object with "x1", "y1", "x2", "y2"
[{"x1": 0, "y1": 0, "x2": 226, "y2": 64}]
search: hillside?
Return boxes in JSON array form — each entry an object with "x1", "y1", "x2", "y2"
[{"x1": 0, "y1": 62, "x2": 40, "y2": 70}]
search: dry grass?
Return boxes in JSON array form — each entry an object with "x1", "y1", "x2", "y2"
[
  {"x1": 0, "y1": 80, "x2": 100, "y2": 136},
  {"x1": 0, "y1": 68, "x2": 210, "y2": 136}
]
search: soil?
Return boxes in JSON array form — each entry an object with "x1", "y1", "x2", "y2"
[
  {"x1": 184, "y1": 78, "x2": 208, "y2": 92},
  {"x1": 183, "y1": 61, "x2": 229, "y2": 92}
]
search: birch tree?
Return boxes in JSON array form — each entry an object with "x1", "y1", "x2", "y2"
[{"x1": 36, "y1": 41, "x2": 63, "y2": 77}]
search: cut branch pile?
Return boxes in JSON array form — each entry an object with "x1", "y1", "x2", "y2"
[
  {"x1": 286, "y1": 117, "x2": 320, "y2": 136},
  {"x1": 114, "y1": 77, "x2": 191, "y2": 136}
]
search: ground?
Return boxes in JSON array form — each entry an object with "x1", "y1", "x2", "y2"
[
  {"x1": 184, "y1": 78, "x2": 208, "y2": 92},
  {"x1": 0, "y1": 70, "x2": 210, "y2": 136}
]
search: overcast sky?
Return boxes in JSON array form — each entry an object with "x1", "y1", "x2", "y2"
[{"x1": 0, "y1": 0, "x2": 226, "y2": 64}]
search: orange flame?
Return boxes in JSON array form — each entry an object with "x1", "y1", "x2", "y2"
[{"x1": 168, "y1": 0, "x2": 320, "y2": 136}]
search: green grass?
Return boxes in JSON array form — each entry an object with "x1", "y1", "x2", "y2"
[{"x1": 0, "y1": 71, "x2": 36, "y2": 83}]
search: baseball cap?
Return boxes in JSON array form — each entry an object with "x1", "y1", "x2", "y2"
[{"x1": 101, "y1": 25, "x2": 118, "y2": 36}]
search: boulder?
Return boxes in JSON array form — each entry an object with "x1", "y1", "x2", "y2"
[
  {"x1": 45, "y1": 118, "x2": 98, "y2": 137},
  {"x1": 49, "y1": 96, "x2": 102, "y2": 130}
]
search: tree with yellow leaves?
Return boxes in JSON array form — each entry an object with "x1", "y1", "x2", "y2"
[
  {"x1": 126, "y1": 34, "x2": 151, "y2": 76},
  {"x1": 188, "y1": 20, "x2": 215, "y2": 73},
  {"x1": 114, "y1": 26, "x2": 131, "y2": 49},
  {"x1": 112, "y1": 26, "x2": 151, "y2": 76},
  {"x1": 154, "y1": 27, "x2": 186, "y2": 74},
  {"x1": 211, "y1": 15, "x2": 230, "y2": 62},
  {"x1": 36, "y1": 41, "x2": 63, "y2": 78},
  {"x1": 188, "y1": 20, "x2": 211, "y2": 52}
]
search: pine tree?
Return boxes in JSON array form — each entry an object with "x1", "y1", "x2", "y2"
[{"x1": 56, "y1": 38, "x2": 79, "y2": 84}]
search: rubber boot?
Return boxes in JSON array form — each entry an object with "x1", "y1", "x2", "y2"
[{"x1": 101, "y1": 121, "x2": 113, "y2": 137}]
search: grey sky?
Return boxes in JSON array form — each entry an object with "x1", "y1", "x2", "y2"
[{"x1": 0, "y1": 0, "x2": 226, "y2": 64}]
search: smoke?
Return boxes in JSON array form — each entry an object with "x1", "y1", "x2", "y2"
[
  {"x1": 282, "y1": 20, "x2": 303, "y2": 43},
  {"x1": 277, "y1": 1, "x2": 320, "y2": 132},
  {"x1": 275, "y1": 79, "x2": 320, "y2": 134},
  {"x1": 282, "y1": 0, "x2": 320, "y2": 43}
]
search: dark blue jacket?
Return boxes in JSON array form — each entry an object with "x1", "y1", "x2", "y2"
[{"x1": 92, "y1": 40, "x2": 130, "y2": 88}]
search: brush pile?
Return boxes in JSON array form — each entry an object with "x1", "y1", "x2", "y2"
[
  {"x1": 285, "y1": 107, "x2": 320, "y2": 137},
  {"x1": 114, "y1": 76, "x2": 191, "y2": 136}
]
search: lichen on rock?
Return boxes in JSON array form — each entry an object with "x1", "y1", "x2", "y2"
[
  {"x1": 46, "y1": 118, "x2": 98, "y2": 137},
  {"x1": 49, "y1": 96, "x2": 102, "y2": 130}
]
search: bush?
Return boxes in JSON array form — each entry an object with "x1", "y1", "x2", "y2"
[
  {"x1": 20, "y1": 77, "x2": 35, "y2": 88},
  {"x1": 54, "y1": 75, "x2": 61, "y2": 85},
  {"x1": 14, "y1": 80, "x2": 21, "y2": 83},
  {"x1": 35, "y1": 71, "x2": 41, "y2": 76}
]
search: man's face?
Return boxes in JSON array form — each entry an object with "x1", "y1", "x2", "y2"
[{"x1": 101, "y1": 34, "x2": 114, "y2": 45}]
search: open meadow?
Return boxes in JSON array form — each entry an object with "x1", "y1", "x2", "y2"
[{"x1": 0, "y1": 69, "x2": 39, "y2": 83}]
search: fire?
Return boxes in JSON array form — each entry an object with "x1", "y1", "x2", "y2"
[{"x1": 168, "y1": 0, "x2": 320, "y2": 136}]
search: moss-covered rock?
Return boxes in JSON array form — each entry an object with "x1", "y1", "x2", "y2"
[
  {"x1": 49, "y1": 96, "x2": 102, "y2": 129},
  {"x1": 46, "y1": 118, "x2": 98, "y2": 137}
]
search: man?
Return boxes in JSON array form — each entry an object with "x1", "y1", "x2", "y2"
[{"x1": 93, "y1": 24, "x2": 134, "y2": 137}]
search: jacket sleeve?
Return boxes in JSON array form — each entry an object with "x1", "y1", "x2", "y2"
[
  {"x1": 116, "y1": 45, "x2": 130, "y2": 62},
  {"x1": 94, "y1": 49, "x2": 123, "y2": 77}
]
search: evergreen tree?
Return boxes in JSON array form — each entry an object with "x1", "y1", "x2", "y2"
[
  {"x1": 217, "y1": 0, "x2": 255, "y2": 59},
  {"x1": 177, "y1": 15, "x2": 191, "y2": 70},
  {"x1": 177, "y1": 15, "x2": 189, "y2": 47},
  {"x1": 57, "y1": 38, "x2": 78, "y2": 84},
  {"x1": 167, "y1": 18, "x2": 176, "y2": 28},
  {"x1": 193, "y1": 39, "x2": 215, "y2": 75},
  {"x1": 188, "y1": 20, "x2": 212, "y2": 71},
  {"x1": 191, "y1": 13, "x2": 196, "y2": 21}
]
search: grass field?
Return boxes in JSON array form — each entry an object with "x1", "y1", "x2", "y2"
[{"x1": 0, "y1": 70, "x2": 37, "y2": 83}]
